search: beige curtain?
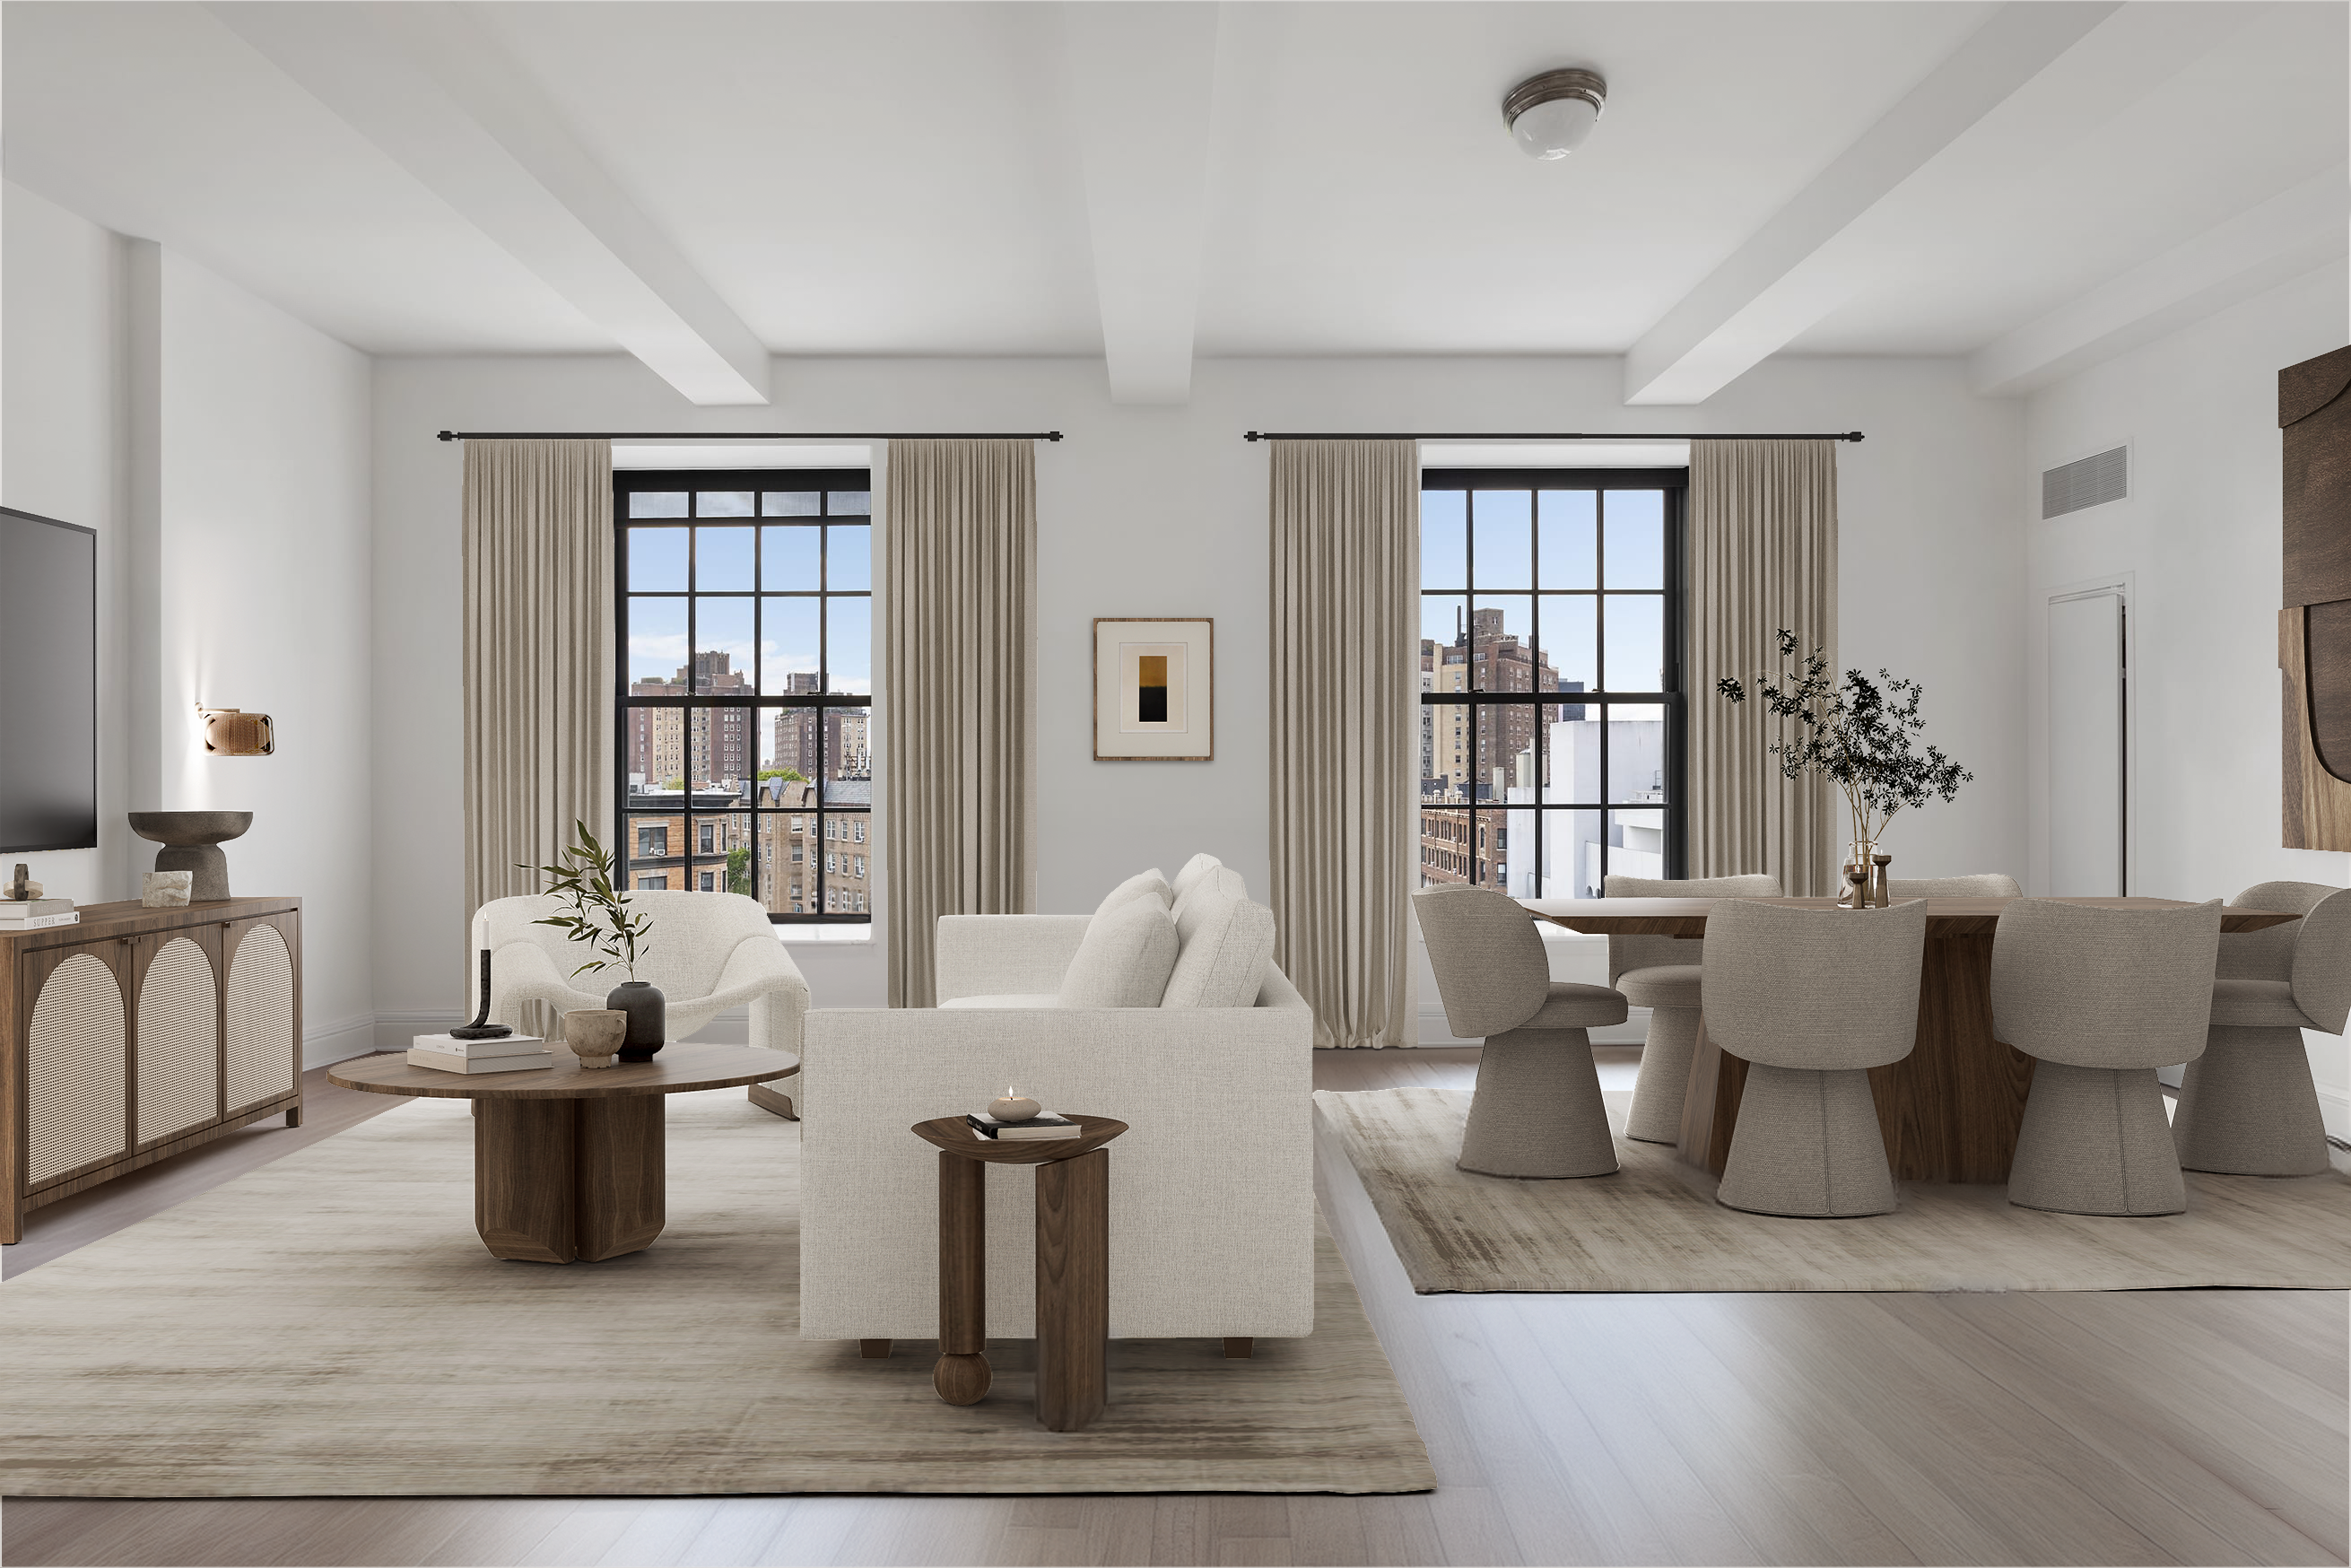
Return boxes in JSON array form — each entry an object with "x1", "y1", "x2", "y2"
[
  {"x1": 1688, "y1": 439, "x2": 1839, "y2": 896},
  {"x1": 461, "y1": 439, "x2": 614, "y2": 1022},
  {"x1": 1268, "y1": 440, "x2": 1417, "y2": 1049},
  {"x1": 882, "y1": 439, "x2": 1037, "y2": 1007}
]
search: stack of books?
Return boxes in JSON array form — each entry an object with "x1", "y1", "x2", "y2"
[
  {"x1": 965, "y1": 1110, "x2": 1082, "y2": 1142},
  {"x1": 0, "y1": 899, "x2": 77, "y2": 932},
  {"x1": 406, "y1": 1033, "x2": 553, "y2": 1074}
]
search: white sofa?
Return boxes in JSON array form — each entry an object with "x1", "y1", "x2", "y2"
[
  {"x1": 798, "y1": 859, "x2": 1316, "y2": 1344},
  {"x1": 467, "y1": 891, "x2": 809, "y2": 1058}
]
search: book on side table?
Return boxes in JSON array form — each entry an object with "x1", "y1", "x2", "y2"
[
  {"x1": 965, "y1": 1111, "x2": 1082, "y2": 1141},
  {"x1": 406, "y1": 1034, "x2": 553, "y2": 1074}
]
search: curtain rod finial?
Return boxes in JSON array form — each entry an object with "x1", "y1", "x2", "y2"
[{"x1": 437, "y1": 431, "x2": 457, "y2": 442}]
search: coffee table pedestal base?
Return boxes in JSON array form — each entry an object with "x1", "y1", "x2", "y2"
[{"x1": 475, "y1": 1096, "x2": 665, "y2": 1263}]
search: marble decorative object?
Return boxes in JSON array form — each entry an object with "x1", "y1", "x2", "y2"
[
  {"x1": 142, "y1": 871, "x2": 194, "y2": 908},
  {"x1": 562, "y1": 1009, "x2": 628, "y2": 1069},
  {"x1": 126, "y1": 812, "x2": 253, "y2": 901},
  {"x1": 988, "y1": 1091, "x2": 1041, "y2": 1122}
]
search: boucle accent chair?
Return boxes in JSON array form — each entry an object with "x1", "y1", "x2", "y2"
[
  {"x1": 1414, "y1": 885, "x2": 1626, "y2": 1179},
  {"x1": 1991, "y1": 898, "x2": 2223, "y2": 1216},
  {"x1": 1702, "y1": 898, "x2": 1927, "y2": 1217},
  {"x1": 1886, "y1": 874, "x2": 2023, "y2": 898},
  {"x1": 2173, "y1": 880, "x2": 2347, "y2": 1177},
  {"x1": 467, "y1": 890, "x2": 810, "y2": 1054},
  {"x1": 797, "y1": 858, "x2": 1314, "y2": 1348},
  {"x1": 1601, "y1": 872, "x2": 1781, "y2": 1143}
]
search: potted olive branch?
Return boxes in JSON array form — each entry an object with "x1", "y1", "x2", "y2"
[
  {"x1": 519, "y1": 820, "x2": 664, "y2": 1059},
  {"x1": 1718, "y1": 629, "x2": 1972, "y2": 905}
]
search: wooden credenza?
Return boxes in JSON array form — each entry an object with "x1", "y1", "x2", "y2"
[{"x1": 0, "y1": 897, "x2": 301, "y2": 1243}]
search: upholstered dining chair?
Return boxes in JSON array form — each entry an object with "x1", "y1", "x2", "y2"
[
  {"x1": 1601, "y1": 873, "x2": 1782, "y2": 1143},
  {"x1": 1702, "y1": 898, "x2": 1927, "y2": 1217},
  {"x1": 1414, "y1": 885, "x2": 1627, "y2": 1178},
  {"x1": 2172, "y1": 881, "x2": 2348, "y2": 1177},
  {"x1": 1886, "y1": 874, "x2": 2022, "y2": 899},
  {"x1": 1990, "y1": 898, "x2": 2222, "y2": 1215}
]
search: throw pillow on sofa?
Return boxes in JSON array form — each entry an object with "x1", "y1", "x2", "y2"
[
  {"x1": 1058, "y1": 894, "x2": 1180, "y2": 1007},
  {"x1": 1171, "y1": 852, "x2": 1223, "y2": 903},
  {"x1": 1162, "y1": 868, "x2": 1276, "y2": 1008},
  {"x1": 1093, "y1": 867, "x2": 1171, "y2": 919}
]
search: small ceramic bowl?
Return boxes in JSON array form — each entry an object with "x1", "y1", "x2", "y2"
[{"x1": 563, "y1": 1009, "x2": 628, "y2": 1069}]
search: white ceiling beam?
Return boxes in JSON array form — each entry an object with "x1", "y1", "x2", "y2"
[
  {"x1": 209, "y1": 2, "x2": 770, "y2": 406},
  {"x1": 1622, "y1": 1, "x2": 2124, "y2": 407},
  {"x1": 1062, "y1": 4, "x2": 1223, "y2": 405},
  {"x1": 1971, "y1": 166, "x2": 2349, "y2": 397}
]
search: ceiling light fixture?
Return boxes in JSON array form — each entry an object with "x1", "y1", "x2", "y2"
[{"x1": 1503, "y1": 68, "x2": 1607, "y2": 161}]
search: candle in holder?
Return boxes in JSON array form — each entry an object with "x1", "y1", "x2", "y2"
[{"x1": 988, "y1": 1088, "x2": 1041, "y2": 1122}]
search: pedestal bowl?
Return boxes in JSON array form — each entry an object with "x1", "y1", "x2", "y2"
[{"x1": 127, "y1": 811, "x2": 253, "y2": 901}]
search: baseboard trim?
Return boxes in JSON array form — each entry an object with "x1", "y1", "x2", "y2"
[
  {"x1": 2320, "y1": 1083, "x2": 2349, "y2": 1142},
  {"x1": 303, "y1": 1014, "x2": 379, "y2": 1070}
]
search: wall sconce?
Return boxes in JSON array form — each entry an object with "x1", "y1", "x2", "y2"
[{"x1": 200, "y1": 707, "x2": 274, "y2": 756}]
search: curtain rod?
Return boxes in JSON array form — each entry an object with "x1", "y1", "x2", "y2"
[
  {"x1": 434, "y1": 430, "x2": 1064, "y2": 442},
  {"x1": 1242, "y1": 430, "x2": 1863, "y2": 442}
]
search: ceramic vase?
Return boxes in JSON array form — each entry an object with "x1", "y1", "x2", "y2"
[{"x1": 605, "y1": 980, "x2": 666, "y2": 1061}]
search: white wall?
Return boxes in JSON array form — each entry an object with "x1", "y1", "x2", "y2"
[
  {"x1": 1, "y1": 182, "x2": 134, "y2": 904},
  {"x1": 2, "y1": 189, "x2": 376, "y2": 1067},
  {"x1": 370, "y1": 352, "x2": 2025, "y2": 1044},
  {"x1": 2024, "y1": 260, "x2": 2351, "y2": 1137}
]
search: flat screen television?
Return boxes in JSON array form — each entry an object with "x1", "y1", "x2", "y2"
[{"x1": 0, "y1": 506, "x2": 98, "y2": 853}]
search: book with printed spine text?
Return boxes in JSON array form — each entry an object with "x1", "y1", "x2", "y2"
[{"x1": 965, "y1": 1111, "x2": 1082, "y2": 1142}]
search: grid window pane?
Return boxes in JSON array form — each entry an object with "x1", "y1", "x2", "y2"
[
  {"x1": 760, "y1": 597, "x2": 821, "y2": 694},
  {"x1": 827, "y1": 599, "x2": 872, "y2": 693},
  {"x1": 829, "y1": 524, "x2": 871, "y2": 591},
  {"x1": 1418, "y1": 806, "x2": 1472, "y2": 888},
  {"x1": 1609, "y1": 808, "x2": 1667, "y2": 879},
  {"x1": 1541, "y1": 808, "x2": 1606, "y2": 900},
  {"x1": 1468, "y1": 596, "x2": 1533, "y2": 692},
  {"x1": 627, "y1": 597, "x2": 686, "y2": 685},
  {"x1": 1607, "y1": 706, "x2": 1667, "y2": 805},
  {"x1": 630, "y1": 492, "x2": 687, "y2": 519},
  {"x1": 830, "y1": 490, "x2": 872, "y2": 516},
  {"x1": 764, "y1": 491, "x2": 821, "y2": 516},
  {"x1": 1422, "y1": 491, "x2": 1467, "y2": 589},
  {"x1": 1604, "y1": 492, "x2": 1666, "y2": 588},
  {"x1": 1538, "y1": 492, "x2": 1597, "y2": 589},
  {"x1": 1602, "y1": 594, "x2": 1664, "y2": 692},
  {"x1": 694, "y1": 600, "x2": 756, "y2": 693},
  {"x1": 1537, "y1": 594, "x2": 1597, "y2": 697},
  {"x1": 699, "y1": 491, "x2": 754, "y2": 518},
  {"x1": 762, "y1": 525, "x2": 819, "y2": 590},
  {"x1": 631, "y1": 527, "x2": 687, "y2": 589},
  {"x1": 1472, "y1": 492, "x2": 1532, "y2": 590},
  {"x1": 694, "y1": 525, "x2": 754, "y2": 589}
]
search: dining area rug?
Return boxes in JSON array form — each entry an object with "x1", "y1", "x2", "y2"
[
  {"x1": 0, "y1": 1093, "x2": 1432, "y2": 1498},
  {"x1": 1319, "y1": 1087, "x2": 2351, "y2": 1294}
]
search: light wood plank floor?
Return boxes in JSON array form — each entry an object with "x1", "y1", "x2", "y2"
[{"x1": 4, "y1": 1048, "x2": 2345, "y2": 1568}]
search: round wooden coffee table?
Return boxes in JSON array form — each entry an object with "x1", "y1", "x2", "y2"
[
  {"x1": 331, "y1": 1043, "x2": 798, "y2": 1264},
  {"x1": 910, "y1": 1114, "x2": 1128, "y2": 1433}
]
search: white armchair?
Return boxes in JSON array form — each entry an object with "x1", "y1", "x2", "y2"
[
  {"x1": 799, "y1": 909, "x2": 1316, "y2": 1347},
  {"x1": 467, "y1": 892, "x2": 810, "y2": 1068}
]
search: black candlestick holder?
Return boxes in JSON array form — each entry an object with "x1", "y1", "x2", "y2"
[{"x1": 450, "y1": 950, "x2": 515, "y2": 1041}]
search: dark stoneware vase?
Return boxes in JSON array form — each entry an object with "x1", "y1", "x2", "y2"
[{"x1": 605, "y1": 980, "x2": 666, "y2": 1061}]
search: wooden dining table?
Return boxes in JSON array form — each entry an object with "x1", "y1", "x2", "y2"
[{"x1": 1521, "y1": 895, "x2": 2303, "y2": 1184}]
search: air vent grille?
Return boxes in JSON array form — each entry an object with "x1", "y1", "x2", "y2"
[{"x1": 2042, "y1": 445, "x2": 2129, "y2": 519}]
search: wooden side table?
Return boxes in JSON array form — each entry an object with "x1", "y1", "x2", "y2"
[{"x1": 910, "y1": 1114, "x2": 1128, "y2": 1433}]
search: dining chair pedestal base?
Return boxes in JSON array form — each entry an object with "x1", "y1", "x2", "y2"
[
  {"x1": 1627, "y1": 1005, "x2": 1701, "y2": 1145},
  {"x1": 1716, "y1": 1065, "x2": 1897, "y2": 1217},
  {"x1": 1458, "y1": 1028, "x2": 1617, "y2": 1180},
  {"x1": 2173, "y1": 1026, "x2": 2332, "y2": 1176},
  {"x1": 2009, "y1": 1062, "x2": 2185, "y2": 1215}
]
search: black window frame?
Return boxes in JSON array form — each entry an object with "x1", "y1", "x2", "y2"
[
  {"x1": 613, "y1": 466, "x2": 874, "y2": 926},
  {"x1": 1418, "y1": 466, "x2": 1690, "y2": 896}
]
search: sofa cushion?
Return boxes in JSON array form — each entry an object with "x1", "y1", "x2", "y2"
[
  {"x1": 1171, "y1": 852, "x2": 1223, "y2": 903},
  {"x1": 1057, "y1": 896, "x2": 1180, "y2": 1008},
  {"x1": 939, "y1": 993, "x2": 1062, "y2": 1010},
  {"x1": 1093, "y1": 868, "x2": 1171, "y2": 920},
  {"x1": 1162, "y1": 871, "x2": 1276, "y2": 1008}
]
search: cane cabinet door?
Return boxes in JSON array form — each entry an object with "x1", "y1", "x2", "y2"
[
  {"x1": 223, "y1": 914, "x2": 299, "y2": 1116},
  {"x1": 22, "y1": 942, "x2": 132, "y2": 1189},
  {"x1": 131, "y1": 928, "x2": 223, "y2": 1148}
]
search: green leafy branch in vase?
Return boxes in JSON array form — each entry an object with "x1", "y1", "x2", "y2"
[
  {"x1": 518, "y1": 820, "x2": 654, "y2": 981},
  {"x1": 1717, "y1": 628, "x2": 1972, "y2": 847}
]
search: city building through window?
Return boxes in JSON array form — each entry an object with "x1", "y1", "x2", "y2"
[
  {"x1": 1418, "y1": 467, "x2": 1687, "y2": 900},
  {"x1": 614, "y1": 469, "x2": 874, "y2": 924}
]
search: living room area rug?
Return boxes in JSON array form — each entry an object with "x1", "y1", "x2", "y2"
[
  {"x1": 0, "y1": 1092, "x2": 1432, "y2": 1498},
  {"x1": 1318, "y1": 1086, "x2": 2351, "y2": 1294}
]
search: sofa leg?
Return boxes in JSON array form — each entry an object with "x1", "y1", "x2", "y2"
[
  {"x1": 749, "y1": 1083, "x2": 798, "y2": 1121},
  {"x1": 1223, "y1": 1337, "x2": 1253, "y2": 1359},
  {"x1": 859, "y1": 1338, "x2": 893, "y2": 1359}
]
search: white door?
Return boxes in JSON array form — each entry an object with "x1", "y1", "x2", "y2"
[{"x1": 2048, "y1": 589, "x2": 2128, "y2": 894}]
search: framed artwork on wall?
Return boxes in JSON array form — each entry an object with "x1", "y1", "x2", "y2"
[{"x1": 1093, "y1": 618, "x2": 1213, "y2": 761}]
